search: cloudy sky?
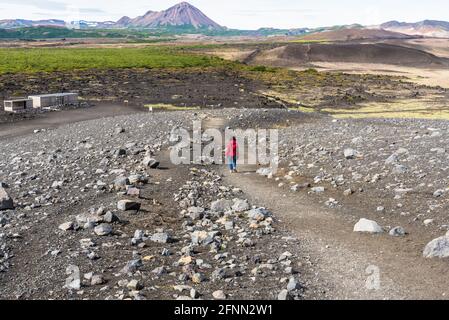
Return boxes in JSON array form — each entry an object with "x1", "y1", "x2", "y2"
[{"x1": 1, "y1": 0, "x2": 448, "y2": 29}]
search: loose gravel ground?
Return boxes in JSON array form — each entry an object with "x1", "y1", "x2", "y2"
[{"x1": 2, "y1": 107, "x2": 449, "y2": 299}]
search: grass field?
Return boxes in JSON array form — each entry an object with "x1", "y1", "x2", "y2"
[
  {"x1": 322, "y1": 98, "x2": 449, "y2": 120},
  {"x1": 0, "y1": 47, "x2": 236, "y2": 74}
]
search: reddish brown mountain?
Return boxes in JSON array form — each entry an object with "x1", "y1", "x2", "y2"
[{"x1": 121, "y1": 2, "x2": 222, "y2": 29}]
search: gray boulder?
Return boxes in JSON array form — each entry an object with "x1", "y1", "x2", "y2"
[
  {"x1": 247, "y1": 208, "x2": 271, "y2": 221},
  {"x1": 423, "y1": 235, "x2": 449, "y2": 258},
  {"x1": 58, "y1": 221, "x2": 74, "y2": 231},
  {"x1": 117, "y1": 200, "x2": 141, "y2": 211},
  {"x1": 277, "y1": 289, "x2": 292, "y2": 300},
  {"x1": 0, "y1": 188, "x2": 13, "y2": 210},
  {"x1": 114, "y1": 176, "x2": 130, "y2": 190},
  {"x1": 188, "y1": 207, "x2": 205, "y2": 220},
  {"x1": 287, "y1": 278, "x2": 301, "y2": 292},
  {"x1": 344, "y1": 148, "x2": 359, "y2": 159},
  {"x1": 115, "y1": 148, "x2": 127, "y2": 156},
  {"x1": 353, "y1": 218, "x2": 383, "y2": 233},
  {"x1": 232, "y1": 199, "x2": 250, "y2": 212},
  {"x1": 210, "y1": 199, "x2": 233, "y2": 213},
  {"x1": 91, "y1": 275, "x2": 105, "y2": 286},
  {"x1": 389, "y1": 226, "x2": 406, "y2": 237},
  {"x1": 142, "y1": 157, "x2": 159, "y2": 169},
  {"x1": 212, "y1": 290, "x2": 226, "y2": 300},
  {"x1": 94, "y1": 223, "x2": 113, "y2": 236},
  {"x1": 311, "y1": 186, "x2": 325, "y2": 193},
  {"x1": 128, "y1": 174, "x2": 148, "y2": 185},
  {"x1": 151, "y1": 232, "x2": 173, "y2": 243},
  {"x1": 103, "y1": 211, "x2": 120, "y2": 223},
  {"x1": 65, "y1": 265, "x2": 81, "y2": 290},
  {"x1": 121, "y1": 259, "x2": 143, "y2": 274}
]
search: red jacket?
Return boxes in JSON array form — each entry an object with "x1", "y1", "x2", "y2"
[{"x1": 225, "y1": 140, "x2": 238, "y2": 157}]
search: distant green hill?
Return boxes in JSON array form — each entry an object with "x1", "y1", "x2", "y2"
[
  {"x1": 0, "y1": 25, "x2": 312, "y2": 40},
  {"x1": 0, "y1": 26, "x2": 167, "y2": 40}
]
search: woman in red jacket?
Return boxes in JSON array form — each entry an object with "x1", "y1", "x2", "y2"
[{"x1": 225, "y1": 137, "x2": 238, "y2": 173}]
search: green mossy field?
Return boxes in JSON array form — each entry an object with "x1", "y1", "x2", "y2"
[{"x1": 0, "y1": 47, "x2": 235, "y2": 74}]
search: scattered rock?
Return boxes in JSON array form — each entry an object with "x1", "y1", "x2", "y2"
[
  {"x1": 192, "y1": 273, "x2": 206, "y2": 284},
  {"x1": 246, "y1": 208, "x2": 271, "y2": 221},
  {"x1": 152, "y1": 266, "x2": 167, "y2": 276},
  {"x1": 65, "y1": 265, "x2": 81, "y2": 290},
  {"x1": 353, "y1": 218, "x2": 383, "y2": 233},
  {"x1": 344, "y1": 148, "x2": 360, "y2": 159},
  {"x1": 127, "y1": 279, "x2": 143, "y2": 291},
  {"x1": 212, "y1": 290, "x2": 226, "y2": 300},
  {"x1": 126, "y1": 187, "x2": 141, "y2": 197},
  {"x1": 114, "y1": 176, "x2": 130, "y2": 190},
  {"x1": 151, "y1": 232, "x2": 173, "y2": 244},
  {"x1": 121, "y1": 259, "x2": 143, "y2": 274},
  {"x1": 58, "y1": 221, "x2": 74, "y2": 231},
  {"x1": 103, "y1": 211, "x2": 119, "y2": 223},
  {"x1": 142, "y1": 157, "x2": 160, "y2": 168},
  {"x1": 188, "y1": 207, "x2": 205, "y2": 220},
  {"x1": 423, "y1": 235, "x2": 449, "y2": 258},
  {"x1": 0, "y1": 188, "x2": 13, "y2": 211},
  {"x1": 277, "y1": 289, "x2": 292, "y2": 300},
  {"x1": 232, "y1": 199, "x2": 250, "y2": 212},
  {"x1": 311, "y1": 187, "x2": 325, "y2": 193},
  {"x1": 286, "y1": 277, "x2": 301, "y2": 292},
  {"x1": 190, "y1": 288, "x2": 200, "y2": 299},
  {"x1": 117, "y1": 200, "x2": 141, "y2": 211},
  {"x1": 389, "y1": 226, "x2": 406, "y2": 237},
  {"x1": 91, "y1": 275, "x2": 105, "y2": 286},
  {"x1": 94, "y1": 223, "x2": 112, "y2": 236},
  {"x1": 210, "y1": 199, "x2": 232, "y2": 213}
]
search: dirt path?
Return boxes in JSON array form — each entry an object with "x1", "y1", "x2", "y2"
[
  {"x1": 204, "y1": 116, "x2": 449, "y2": 300},
  {"x1": 0, "y1": 103, "x2": 145, "y2": 140}
]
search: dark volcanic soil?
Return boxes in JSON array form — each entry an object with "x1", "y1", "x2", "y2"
[
  {"x1": 0, "y1": 68, "x2": 280, "y2": 111},
  {"x1": 249, "y1": 43, "x2": 449, "y2": 68}
]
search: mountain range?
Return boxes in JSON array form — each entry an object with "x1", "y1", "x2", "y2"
[
  {"x1": 1, "y1": 2, "x2": 449, "y2": 38},
  {"x1": 0, "y1": 2, "x2": 223, "y2": 31},
  {"x1": 0, "y1": 19, "x2": 66, "y2": 29},
  {"x1": 379, "y1": 20, "x2": 449, "y2": 38}
]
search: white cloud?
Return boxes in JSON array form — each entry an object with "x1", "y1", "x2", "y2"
[{"x1": 3, "y1": 0, "x2": 67, "y2": 12}]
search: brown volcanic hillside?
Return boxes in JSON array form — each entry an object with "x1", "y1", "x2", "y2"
[
  {"x1": 380, "y1": 20, "x2": 449, "y2": 38},
  {"x1": 300, "y1": 28, "x2": 414, "y2": 41},
  {"x1": 124, "y1": 2, "x2": 222, "y2": 29},
  {"x1": 128, "y1": 11, "x2": 159, "y2": 27},
  {"x1": 248, "y1": 43, "x2": 449, "y2": 68}
]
